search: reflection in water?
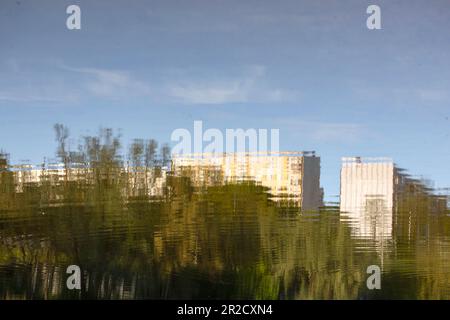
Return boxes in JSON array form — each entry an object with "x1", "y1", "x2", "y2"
[
  {"x1": 172, "y1": 151, "x2": 323, "y2": 210},
  {"x1": 340, "y1": 157, "x2": 448, "y2": 241},
  {"x1": 340, "y1": 157, "x2": 396, "y2": 241},
  {"x1": 0, "y1": 128, "x2": 450, "y2": 299}
]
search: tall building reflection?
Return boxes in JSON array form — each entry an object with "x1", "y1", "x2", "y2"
[
  {"x1": 340, "y1": 157, "x2": 395, "y2": 240},
  {"x1": 340, "y1": 157, "x2": 448, "y2": 242},
  {"x1": 172, "y1": 151, "x2": 323, "y2": 210}
]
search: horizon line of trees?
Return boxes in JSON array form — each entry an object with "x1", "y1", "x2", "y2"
[{"x1": 1, "y1": 124, "x2": 172, "y2": 170}]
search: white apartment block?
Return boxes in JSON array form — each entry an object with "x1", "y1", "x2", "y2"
[{"x1": 340, "y1": 157, "x2": 396, "y2": 240}]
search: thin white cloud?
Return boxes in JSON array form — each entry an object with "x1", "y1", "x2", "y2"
[
  {"x1": 0, "y1": 63, "x2": 153, "y2": 104},
  {"x1": 61, "y1": 66, "x2": 152, "y2": 100},
  {"x1": 0, "y1": 61, "x2": 298, "y2": 106},
  {"x1": 166, "y1": 65, "x2": 300, "y2": 105},
  {"x1": 169, "y1": 82, "x2": 247, "y2": 104}
]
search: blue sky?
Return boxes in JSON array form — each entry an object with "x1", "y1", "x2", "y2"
[{"x1": 0, "y1": 0, "x2": 449, "y2": 199}]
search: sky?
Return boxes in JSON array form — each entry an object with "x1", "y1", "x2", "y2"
[{"x1": 0, "y1": 0, "x2": 449, "y2": 199}]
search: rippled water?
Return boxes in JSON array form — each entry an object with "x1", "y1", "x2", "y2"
[{"x1": 1, "y1": 176, "x2": 449, "y2": 299}]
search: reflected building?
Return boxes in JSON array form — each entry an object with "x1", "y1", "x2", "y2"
[
  {"x1": 340, "y1": 157, "x2": 448, "y2": 241},
  {"x1": 340, "y1": 157, "x2": 396, "y2": 240},
  {"x1": 9, "y1": 162, "x2": 167, "y2": 199},
  {"x1": 124, "y1": 165, "x2": 167, "y2": 198},
  {"x1": 171, "y1": 151, "x2": 322, "y2": 209}
]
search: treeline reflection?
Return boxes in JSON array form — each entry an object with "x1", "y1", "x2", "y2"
[{"x1": 0, "y1": 125, "x2": 449, "y2": 299}]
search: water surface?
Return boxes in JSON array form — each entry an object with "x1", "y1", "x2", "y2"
[{"x1": 1, "y1": 169, "x2": 449, "y2": 299}]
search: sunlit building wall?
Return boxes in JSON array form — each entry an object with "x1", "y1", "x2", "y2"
[
  {"x1": 10, "y1": 163, "x2": 167, "y2": 198},
  {"x1": 124, "y1": 166, "x2": 167, "y2": 197},
  {"x1": 171, "y1": 152, "x2": 322, "y2": 209},
  {"x1": 340, "y1": 157, "x2": 395, "y2": 240}
]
